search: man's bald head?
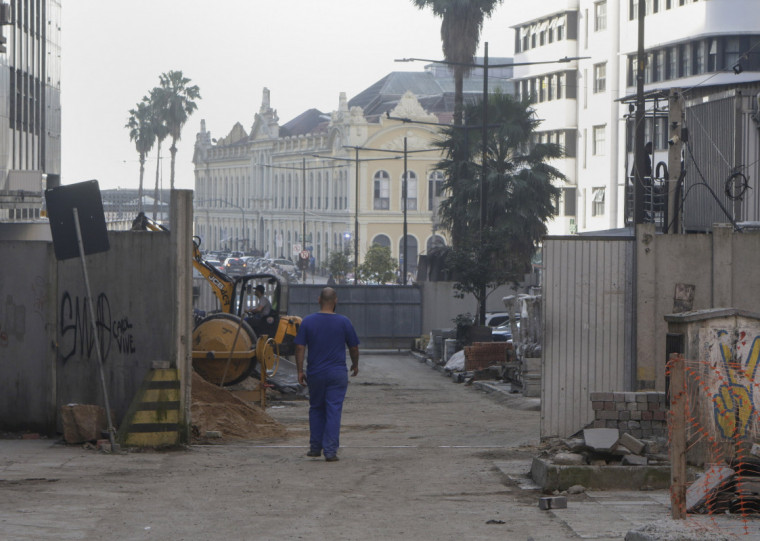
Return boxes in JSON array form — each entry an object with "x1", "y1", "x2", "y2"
[{"x1": 319, "y1": 287, "x2": 337, "y2": 310}]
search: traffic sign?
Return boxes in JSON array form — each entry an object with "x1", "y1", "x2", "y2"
[
  {"x1": 299, "y1": 250, "x2": 310, "y2": 260},
  {"x1": 292, "y1": 243, "x2": 302, "y2": 255}
]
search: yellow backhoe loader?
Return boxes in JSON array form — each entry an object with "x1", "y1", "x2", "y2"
[{"x1": 133, "y1": 213, "x2": 301, "y2": 387}]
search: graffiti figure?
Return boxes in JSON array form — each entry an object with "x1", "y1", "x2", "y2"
[{"x1": 712, "y1": 330, "x2": 760, "y2": 439}]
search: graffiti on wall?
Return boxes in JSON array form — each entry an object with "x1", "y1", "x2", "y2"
[
  {"x1": 711, "y1": 330, "x2": 760, "y2": 439},
  {"x1": 59, "y1": 291, "x2": 136, "y2": 363}
]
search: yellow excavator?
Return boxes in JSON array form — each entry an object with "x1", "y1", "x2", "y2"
[{"x1": 133, "y1": 213, "x2": 301, "y2": 387}]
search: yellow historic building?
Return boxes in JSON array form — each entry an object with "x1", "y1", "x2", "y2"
[{"x1": 192, "y1": 64, "x2": 512, "y2": 275}]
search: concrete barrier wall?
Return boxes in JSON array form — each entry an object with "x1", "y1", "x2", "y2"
[
  {"x1": 420, "y1": 281, "x2": 524, "y2": 335},
  {"x1": 54, "y1": 231, "x2": 176, "y2": 426},
  {"x1": 0, "y1": 220, "x2": 182, "y2": 434},
  {"x1": 0, "y1": 241, "x2": 58, "y2": 432},
  {"x1": 636, "y1": 224, "x2": 760, "y2": 392}
]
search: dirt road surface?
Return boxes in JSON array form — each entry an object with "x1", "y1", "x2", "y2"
[{"x1": 1, "y1": 353, "x2": 676, "y2": 540}]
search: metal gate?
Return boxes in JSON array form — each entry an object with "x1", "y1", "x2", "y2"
[{"x1": 289, "y1": 285, "x2": 422, "y2": 349}]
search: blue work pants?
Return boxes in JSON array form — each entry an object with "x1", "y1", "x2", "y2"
[{"x1": 307, "y1": 369, "x2": 348, "y2": 457}]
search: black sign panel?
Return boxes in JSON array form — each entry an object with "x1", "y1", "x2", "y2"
[{"x1": 45, "y1": 180, "x2": 110, "y2": 261}]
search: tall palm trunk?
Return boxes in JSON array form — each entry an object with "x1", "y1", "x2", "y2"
[
  {"x1": 169, "y1": 140, "x2": 177, "y2": 191},
  {"x1": 153, "y1": 141, "x2": 162, "y2": 221},
  {"x1": 138, "y1": 154, "x2": 145, "y2": 213}
]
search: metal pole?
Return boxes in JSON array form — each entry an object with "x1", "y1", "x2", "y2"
[
  {"x1": 633, "y1": 0, "x2": 646, "y2": 225},
  {"x1": 302, "y1": 157, "x2": 307, "y2": 282},
  {"x1": 479, "y1": 42, "x2": 489, "y2": 325},
  {"x1": 403, "y1": 136, "x2": 408, "y2": 285},
  {"x1": 73, "y1": 208, "x2": 117, "y2": 451},
  {"x1": 354, "y1": 147, "x2": 359, "y2": 285}
]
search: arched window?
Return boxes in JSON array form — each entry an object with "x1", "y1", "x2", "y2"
[
  {"x1": 428, "y1": 171, "x2": 445, "y2": 210},
  {"x1": 402, "y1": 171, "x2": 418, "y2": 210},
  {"x1": 372, "y1": 234, "x2": 391, "y2": 248},
  {"x1": 373, "y1": 170, "x2": 390, "y2": 210},
  {"x1": 317, "y1": 173, "x2": 322, "y2": 210}
]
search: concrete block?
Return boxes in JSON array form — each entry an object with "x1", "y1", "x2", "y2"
[
  {"x1": 539, "y1": 496, "x2": 567, "y2": 510},
  {"x1": 646, "y1": 392, "x2": 661, "y2": 402},
  {"x1": 603, "y1": 401, "x2": 616, "y2": 410},
  {"x1": 151, "y1": 360, "x2": 171, "y2": 369},
  {"x1": 594, "y1": 392, "x2": 613, "y2": 401},
  {"x1": 619, "y1": 410, "x2": 631, "y2": 421},
  {"x1": 618, "y1": 432, "x2": 646, "y2": 455},
  {"x1": 686, "y1": 465, "x2": 735, "y2": 512},
  {"x1": 622, "y1": 454, "x2": 648, "y2": 466},
  {"x1": 613, "y1": 392, "x2": 626, "y2": 401},
  {"x1": 624, "y1": 392, "x2": 636, "y2": 402},
  {"x1": 583, "y1": 428, "x2": 619, "y2": 451},
  {"x1": 591, "y1": 401, "x2": 604, "y2": 410},
  {"x1": 635, "y1": 394, "x2": 648, "y2": 403},
  {"x1": 615, "y1": 401, "x2": 627, "y2": 411},
  {"x1": 553, "y1": 452, "x2": 586, "y2": 465},
  {"x1": 589, "y1": 392, "x2": 605, "y2": 401},
  {"x1": 599, "y1": 410, "x2": 619, "y2": 420}
]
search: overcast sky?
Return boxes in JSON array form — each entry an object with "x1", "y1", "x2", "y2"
[{"x1": 60, "y1": 1, "x2": 515, "y2": 191}]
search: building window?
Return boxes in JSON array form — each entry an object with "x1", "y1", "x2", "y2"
[
  {"x1": 593, "y1": 125, "x2": 606, "y2": 156},
  {"x1": 592, "y1": 187, "x2": 606, "y2": 217},
  {"x1": 668, "y1": 47, "x2": 678, "y2": 79},
  {"x1": 428, "y1": 171, "x2": 444, "y2": 211},
  {"x1": 654, "y1": 50, "x2": 665, "y2": 82},
  {"x1": 593, "y1": 63, "x2": 606, "y2": 93},
  {"x1": 724, "y1": 37, "x2": 741, "y2": 71},
  {"x1": 595, "y1": 1, "x2": 607, "y2": 31},
  {"x1": 402, "y1": 171, "x2": 417, "y2": 211},
  {"x1": 373, "y1": 170, "x2": 390, "y2": 210},
  {"x1": 564, "y1": 187, "x2": 577, "y2": 217},
  {"x1": 680, "y1": 43, "x2": 692, "y2": 77},
  {"x1": 694, "y1": 41, "x2": 706, "y2": 74}
]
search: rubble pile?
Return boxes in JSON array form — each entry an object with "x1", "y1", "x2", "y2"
[
  {"x1": 539, "y1": 428, "x2": 670, "y2": 468},
  {"x1": 687, "y1": 460, "x2": 760, "y2": 514}
]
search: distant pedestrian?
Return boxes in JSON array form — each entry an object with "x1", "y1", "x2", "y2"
[
  {"x1": 327, "y1": 274, "x2": 336, "y2": 286},
  {"x1": 295, "y1": 287, "x2": 360, "y2": 461}
]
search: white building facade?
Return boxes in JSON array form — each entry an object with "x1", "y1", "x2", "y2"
[
  {"x1": 0, "y1": 0, "x2": 62, "y2": 223},
  {"x1": 510, "y1": 0, "x2": 760, "y2": 234}
]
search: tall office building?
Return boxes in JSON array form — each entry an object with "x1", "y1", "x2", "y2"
[
  {"x1": 0, "y1": 0, "x2": 61, "y2": 223},
  {"x1": 510, "y1": 0, "x2": 760, "y2": 234}
]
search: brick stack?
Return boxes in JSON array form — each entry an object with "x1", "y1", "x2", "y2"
[
  {"x1": 464, "y1": 342, "x2": 511, "y2": 371},
  {"x1": 590, "y1": 391, "x2": 667, "y2": 439}
]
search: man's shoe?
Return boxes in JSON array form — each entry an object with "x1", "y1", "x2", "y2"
[
  {"x1": 325, "y1": 455, "x2": 339, "y2": 462},
  {"x1": 306, "y1": 449, "x2": 321, "y2": 457}
]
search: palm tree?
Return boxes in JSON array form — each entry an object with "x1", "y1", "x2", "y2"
[
  {"x1": 436, "y1": 92, "x2": 564, "y2": 321},
  {"x1": 125, "y1": 98, "x2": 155, "y2": 213},
  {"x1": 412, "y1": 0, "x2": 502, "y2": 126},
  {"x1": 158, "y1": 70, "x2": 201, "y2": 190},
  {"x1": 148, "y1": 87, "x2": 170, "y2": 220}
]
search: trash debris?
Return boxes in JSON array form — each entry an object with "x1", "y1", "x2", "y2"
[
  {"x1": 539, "y1": 496, "x2": 567, "y2": 510},
  {"x1": 485, "y1": 519, "x2": 505, "y2": 524}
]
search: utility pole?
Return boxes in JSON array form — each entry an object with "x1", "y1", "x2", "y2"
[
  {"x1": 633, "y1": 0, "x2": 647, "y2": 225},
  {"x1": 479, "y1": 42, "x2": 489, "y2": 325},
  {"x1": 666, "y1": 89, "x2": 683, "y2": 234}
]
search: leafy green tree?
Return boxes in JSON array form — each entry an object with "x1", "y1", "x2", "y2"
[
  {"x1": 357, "y1": 245, "x2": 398, "y2": 284},
  {"x1": 436, "y1": 92, "x2": 565, "y2": 323},
  {"x1": 157, "y1": 70, "x2": 201, "y2": 190},
  {"x1": 125, "y1": 98, "x2": 155, "y2": 212},
  {"x1": 412, "y1": 0, "x2": 502, "y2": 126},
  {"x1": 327, "y1": 248, "x2": 353, "y2": 284}
]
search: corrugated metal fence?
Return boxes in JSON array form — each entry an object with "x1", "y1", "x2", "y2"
[
  {"x1": 289, "y1": 285, "x2": 422, "y2": 349},
  {"x1": 542, "y1": 236, "x2": 635, "y2": 439}
]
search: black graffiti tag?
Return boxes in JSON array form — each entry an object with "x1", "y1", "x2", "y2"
[{"x1": 59, "y1": 292, "x2": 135, "y2": 363}]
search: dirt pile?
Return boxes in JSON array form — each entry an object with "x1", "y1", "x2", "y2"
[{"x1": 191, "y1": 372, "x2": 287, "y2": 442}]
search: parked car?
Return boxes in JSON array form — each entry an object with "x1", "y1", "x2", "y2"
[
  {"x1": 270, "y1": 258, "x2": 298, "y2": 275},
  {"x1": 224, "y1": 256, "x2": 247, "y2": 276},
  {"x1": 491, "y1": 324, "x2": 513, "y2": 343},
  {"x1": 485, "y1": 312, "x2": 511, "y2": 327}
]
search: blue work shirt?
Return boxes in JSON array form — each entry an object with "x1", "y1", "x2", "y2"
[{"x1": 294, "y1": 312, "x2": 360, "y2": 376}]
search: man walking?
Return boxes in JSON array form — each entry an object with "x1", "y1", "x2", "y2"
[{"x1": 295, "y1": 287, "x2": 360, "y2": 461}]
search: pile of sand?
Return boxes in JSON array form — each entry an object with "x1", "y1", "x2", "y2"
[{"x1": 191, "y1": 372, "x2": 287, "y2": 442}]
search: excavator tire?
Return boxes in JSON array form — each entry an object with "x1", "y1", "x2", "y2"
[{"x1": 192, "y1": 313, "x2": 258, "y2": 387}]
